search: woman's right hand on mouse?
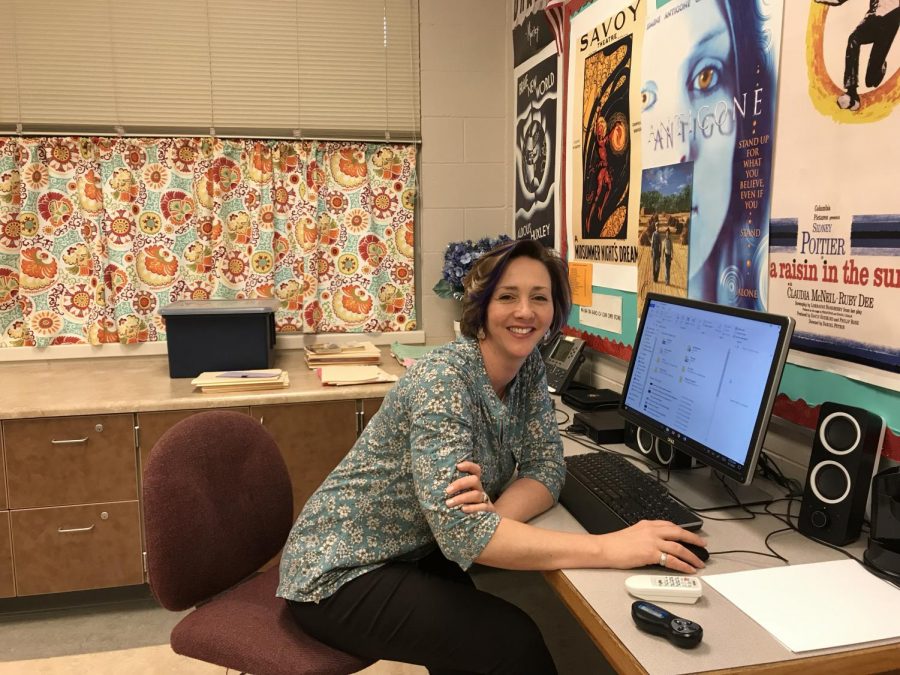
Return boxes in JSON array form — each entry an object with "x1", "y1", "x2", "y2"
[{"x1": 598, "y1": 520, "x2": 707, "y2": 573}]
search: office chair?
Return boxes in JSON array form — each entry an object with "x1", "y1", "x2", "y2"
[{"x1": 143, "y1": 410, "x2": 372, "y2": 675}]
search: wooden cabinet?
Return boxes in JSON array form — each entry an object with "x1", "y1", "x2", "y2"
[
  {"x1": 362, "y1": 397, "x2": 384, "y2": 429},
  {"x1": 0, "y1": 512, "x2": 13, "y2": 598},
  {"x1": 252, "y1": 401, "x2": 359, "y2": 518},
  {"x1": 4, "y1": 415, "x2": 138, "y2": 508},
  {"x1": 136, "y1": 407, "x2": 250, "y2": 475},
  {"x1": 2, "y1": 414, "x2": 143, "y2": 596},
  {"x1": 0, "y1": 432, "x2": 7, "y2": 511},
  {"x1": 0, "y1": 435, "x2": 11, "y2": 598},
  {"x1": 11, "y1": 502, "x2": 143, "y2": 596},
  {"x1": 0, "y1": 391, "x2": 388, "y2": 597}
]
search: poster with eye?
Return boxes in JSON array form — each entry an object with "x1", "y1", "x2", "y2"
[
  {"x1": 513, "y1": 0, "x2": 555, "y2": 66},
  {"x1": 565, "y1": 0, "x2": 645, "y2": 293},
  {"x1": 767, "y1": 0, "x2": 899, "y2": 385},
  {"x1": 637, "y1": 162, "x2": 693, "y2": 310},
  {"x1": 641, "y1": 0, "x2": 784, "y2": 310},
  {"x1": 514, "y1": 44, "x2": 560, "y2": 250}
]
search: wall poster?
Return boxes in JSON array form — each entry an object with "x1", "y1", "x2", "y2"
[
  {"x1": 636, "y1": 162, "x2": 693, "y2": 310},
  {"x1": 769, "y1": 0, "x2": 899, "y2": 382},
  {"x1": 641, "y1": 0, "x2": 785, "y2": 310},
  {"x1": 565, "y1": 0, "x2": 645, "y2": 293},
  {"x1": 514, "y1": 44, "x2": 562, "y2": 250},
  {"x1": 513, "y1": 0, "x2": 556, "y2": 67}
]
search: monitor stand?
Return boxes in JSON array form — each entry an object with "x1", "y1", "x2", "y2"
[{"x1": 665, "y1": 465, "x2": 777, "y2": 511}]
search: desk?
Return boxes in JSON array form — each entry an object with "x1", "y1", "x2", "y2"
[{"x1": 535, "y1": 433, "x2": 900, "y2": 674}]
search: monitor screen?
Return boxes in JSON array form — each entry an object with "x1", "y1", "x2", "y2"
[{"x1": 619, "y1": 293, "x2": 794, "y2": 485}]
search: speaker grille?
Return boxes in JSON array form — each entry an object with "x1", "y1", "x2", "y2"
[
  {"x1": 816, "y1": 463, "x2": 849, "y2": 502},
  {"x1": 820, "y1": 412, "x2": 861, "y2": 454}
]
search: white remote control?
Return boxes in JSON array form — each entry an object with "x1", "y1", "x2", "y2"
[{"x1": 625, "y1": 575, "x2": 702, "y2": 604}]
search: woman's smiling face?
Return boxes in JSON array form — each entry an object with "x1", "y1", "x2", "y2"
[
  {"x1": 642, "y1": 0, "x2": 737, "y2": 278},
  {"x1": 483, "y1": 256, "x2": 554, "y2": 365}
]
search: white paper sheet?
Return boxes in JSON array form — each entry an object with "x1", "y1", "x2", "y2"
[{"x1": 704, "y1": 560, "x2": 900, "y2": 653}]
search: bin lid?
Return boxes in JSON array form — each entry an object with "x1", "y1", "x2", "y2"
[{"x1": 159, "y1": 299, "x2": 280, "y2": 316}]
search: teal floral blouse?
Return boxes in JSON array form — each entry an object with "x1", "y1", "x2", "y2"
[{"x1": 277, "y1": 337, "x2": 565, "y2": 603}]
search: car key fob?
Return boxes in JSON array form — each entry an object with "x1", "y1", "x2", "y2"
[{"x1": 631, "y1": 600, "x2": 703, "y2": 648}]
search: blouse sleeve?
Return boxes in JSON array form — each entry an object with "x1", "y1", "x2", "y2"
[
  {"x1": 405, "y1": 360, "x2": 501, "y2": 570},
  {"x1": 512, "y1": 354, "x2": 566, "y2": 502}
]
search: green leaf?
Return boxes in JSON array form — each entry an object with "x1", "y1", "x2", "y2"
[{"x1": 432, "y1": 278, "x2": 458, "y2": 299}]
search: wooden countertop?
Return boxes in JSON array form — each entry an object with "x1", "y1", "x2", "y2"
[{"x1": 0, "y1": 349, "x2": 407, "y2": 420}]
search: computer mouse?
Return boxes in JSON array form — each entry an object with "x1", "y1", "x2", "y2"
[{"x1": 679, "y1": 542, "x2": 710, "y2": 562}]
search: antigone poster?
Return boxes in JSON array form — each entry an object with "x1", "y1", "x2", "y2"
[
  {"x1": 641, "y1": 0, "x2": 784, "y2": 310},
  {"x1": 565, "y1": 0, "x2": 645, "y2": 292}
]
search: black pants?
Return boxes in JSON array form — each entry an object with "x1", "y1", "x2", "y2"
[
  {"x1": 287, "y1": 549, "x2": 557, "y2": 675},
  {"x1": 844, "y1": 9, "x2": 900, "y2": 90}
]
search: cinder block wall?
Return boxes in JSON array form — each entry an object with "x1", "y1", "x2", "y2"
[{"x1": 418, "y1": 0, "x2": 514, "y2": 343}]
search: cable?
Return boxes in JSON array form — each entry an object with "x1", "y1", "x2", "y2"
[
  {"x1": 757, "y1": 452, "x2": 803, "y2": 497},
  {"x1": 554, "y1": 407, "x2": 570, "y2": 427}
]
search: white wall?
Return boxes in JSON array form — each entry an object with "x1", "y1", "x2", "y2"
[{"x1": 417, "y1": 0, "x2": 514, "y2": 343}]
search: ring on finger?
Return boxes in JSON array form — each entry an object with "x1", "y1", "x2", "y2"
[{"x1": 659, "y1": 551, "x2": 668, "y2": 567}]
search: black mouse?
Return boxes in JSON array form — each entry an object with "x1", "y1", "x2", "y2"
[{"x1": 679, "y1": 542, "x2": 709, "y2": 562}]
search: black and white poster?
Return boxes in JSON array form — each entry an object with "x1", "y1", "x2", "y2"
[
  {"x1": 513, "y1": 0, "x2": 556, "y2": 66},
  {"x1": 514, "y1": 44, "x2": 561, "y2": 250}
]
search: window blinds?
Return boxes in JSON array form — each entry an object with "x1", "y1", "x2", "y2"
[{"x1": 0, "y1": 0, "x2": 420, "y2": 141}]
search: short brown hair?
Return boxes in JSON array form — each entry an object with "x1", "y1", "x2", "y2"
[{"x1": 459, "y1": 238, "x2": 571, "y2": 339}]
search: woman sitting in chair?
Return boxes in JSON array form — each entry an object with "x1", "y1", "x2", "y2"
[{"x1": 278, "y1": 238, "x2": 706, "y2": 674}]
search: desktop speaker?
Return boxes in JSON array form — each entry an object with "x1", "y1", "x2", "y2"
[
  {"x1": 624, "y1": 420, "x2": 692, "y2": 470},
  {"x1": 798, "y1": 402, "x2": 885, "y2": 546}
]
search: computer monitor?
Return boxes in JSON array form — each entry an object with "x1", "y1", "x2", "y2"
[{"x1": 619, "y1": 293, "x2": 794, "y2": 504}]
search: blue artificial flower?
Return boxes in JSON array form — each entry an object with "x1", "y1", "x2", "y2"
[{"x1": 433, "y1": 234, "x2": 515, "y2": 300}]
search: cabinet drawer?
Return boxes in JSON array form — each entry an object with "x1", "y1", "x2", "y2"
[
  {"x1": 0, "y1": 512, "x2": 13, "y2": 598},
  {"x1": 11, "y1": 501, "x2": 143, "y2": 596},
  {"x1": 3, "y1": 414, "x2": 137, "y2": 508}
]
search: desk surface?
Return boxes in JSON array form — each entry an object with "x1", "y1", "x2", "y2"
[
  {"x1": 0, "y1": 348, "x2": 405, "y2": 419},
  {"x1": 538, "y1": 428, "x2": 900, "y2": 674}
]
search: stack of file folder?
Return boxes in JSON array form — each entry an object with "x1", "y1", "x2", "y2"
[
  {"x1": 317, "y1": 365, "x2": 398, "y2": 386},
  {"x1": 304, "y1": 341, "x2": 381, "y2": 367},
  {"x1": 190, "y1": 369, "x2": 289, "y2": 393}
]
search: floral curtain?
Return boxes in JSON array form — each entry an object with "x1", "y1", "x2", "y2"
[{"x1": 0, "y1": 137, "x2": 416, "y2": 347}]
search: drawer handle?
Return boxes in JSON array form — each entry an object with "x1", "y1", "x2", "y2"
[
  {"x1": 58, "y1": 525, "x2": 95, "y2": 534},
  {"x1": 51, "y1": 437, "x2": 89, "y2": 445}
]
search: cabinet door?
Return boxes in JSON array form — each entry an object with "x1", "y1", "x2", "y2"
[
  {"x1": 0, "y1": 512, "x2": 13, "y2": 598},
  {"x1": 4, "y1": 415, "x2": 137, "y2": 509},
  {"x1": 362, "y1": 397, "x2": 384, "y2": 430},
  {"x1": 251, "y1": 401, "x2": 358, "y2": 518},
  {"x1": 11, "y1": 501, "x2": 143, "y2": 596},
  {"x1": 136, "y1": 407, "x2": 250, "y2": 475},
  {"x1": 0, "y1": 433, "x2": 7, "y2": 510}
]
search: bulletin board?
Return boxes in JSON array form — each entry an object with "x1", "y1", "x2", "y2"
[{"x1": 537, "y1": 0, "x2": 899, "y2": 459}]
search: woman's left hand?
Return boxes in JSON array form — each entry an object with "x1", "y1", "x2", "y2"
[{"x1": 445, "y1": 460, "x2": 496, "y2": 514}]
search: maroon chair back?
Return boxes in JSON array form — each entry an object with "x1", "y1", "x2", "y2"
[{"x1": 143, "y1": 410, "x2": 293, "y2": 611}]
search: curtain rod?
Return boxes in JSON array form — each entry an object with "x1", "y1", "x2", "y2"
[{"x1": 1, "y1": 131, "x2": 422, "y2": 144}]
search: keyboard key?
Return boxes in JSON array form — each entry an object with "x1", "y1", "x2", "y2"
[{"x1": 560, "y1": 452, "x2": 703, "y2": 534}]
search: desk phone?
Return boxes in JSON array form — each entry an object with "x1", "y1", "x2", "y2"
[{"x1": 542, "y1": 334, "x2": 585, "y2": 394}]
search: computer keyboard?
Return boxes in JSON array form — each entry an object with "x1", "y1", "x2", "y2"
[{"x1": 560, "y1": 452, "x2": 703, "y2": 534}]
